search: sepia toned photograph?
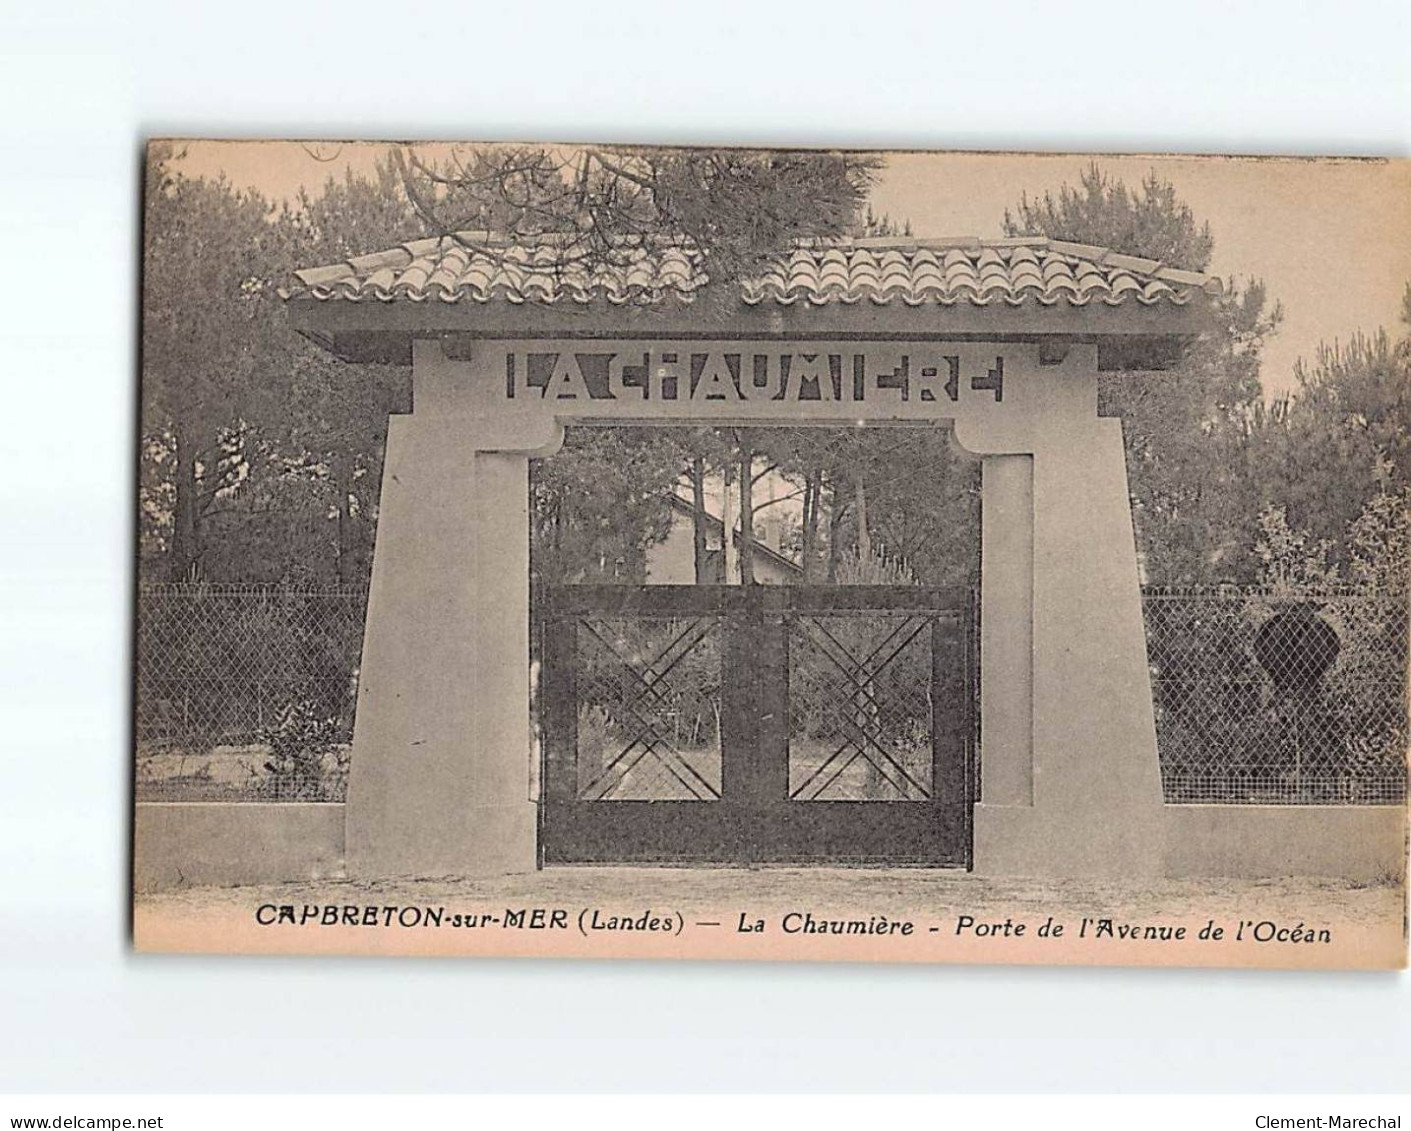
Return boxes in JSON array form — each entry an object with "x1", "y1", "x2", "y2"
[{"x1": 131, "y1": 141, "x2": 1410, "y2": 969}]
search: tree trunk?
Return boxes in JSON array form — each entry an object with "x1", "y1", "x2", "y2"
[
  {"x1": 801, "y1": 470, "x2": 819, "y2": 583},
  {"x1": 170, "y1": 430, "x2": 199, "y2": 581},
  {"x1": 825, "y1": 482, "x2": 845, "y2": 584},
  {"x1": 548, "y1": 501, "x2": 557, "y2": 558},
  {"x1": 738, "y1": 446, "x2": 755, "y2": 586},
  {"x1": 689, "y1": 456, "x2": 709, "y2": 584},
  {"x1": 721, "y1": 465, "x2": 737, "y2": 585},
  {"x1": 855, "y1": 477, "x2": 871, "y2": 563},
  {"x1": 333, "y1": 448, "x2": 356, "y2": 585}
]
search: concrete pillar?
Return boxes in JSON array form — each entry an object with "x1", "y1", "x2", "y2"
[
  {"x1": 344, "y1": 345, "x2": 562, "y2": 878},
  {"x1": 972, "y1": 418, "x2": 1165, "y2": 878},
  {"x1": 979, "y1": 454, "x2": 1034, "y2": 807}
]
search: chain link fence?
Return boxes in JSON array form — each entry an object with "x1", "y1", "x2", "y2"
[
  {"x1": 135, "y1": 584, "x2": 367, "y2": 802},
  {"x1": 135, "y1": 582, "x2": 1407, "y2": 807},
  {"x1": 1142, "y1": 587, "x2": 1408, "y2": 805}
]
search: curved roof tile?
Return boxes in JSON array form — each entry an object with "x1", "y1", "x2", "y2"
[{"x1": 290, "y1": 234, "x2": 1220, "y2": 309}]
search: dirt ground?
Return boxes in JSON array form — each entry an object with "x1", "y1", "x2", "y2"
[
  {"x1": 135, "y1": 866, "x2": 1399, "y2": 922},
  {"x1": 134, "y1": 867, "x2": 1407, "y2": 969}
]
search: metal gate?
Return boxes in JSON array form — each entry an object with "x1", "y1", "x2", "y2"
[{"x1": 538, "y1": 585, "x2": 973, "y2": 865}]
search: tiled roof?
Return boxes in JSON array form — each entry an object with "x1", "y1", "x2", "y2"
[{"x1": 287, "y1": 234, "x2": 1220, "y2": 309}]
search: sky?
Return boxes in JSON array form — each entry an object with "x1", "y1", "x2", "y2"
[{"x1": 174, "y1": 141, "x2": 1411, "y2": 397}]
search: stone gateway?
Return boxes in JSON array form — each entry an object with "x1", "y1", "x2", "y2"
[{"x1": 285, "y1": 234, "x2": 1222, "y2": 880}]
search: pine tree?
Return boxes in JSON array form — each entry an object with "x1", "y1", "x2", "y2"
[{"x1": 1005, "y1": 163, "x2": 1281, "y2": 584}]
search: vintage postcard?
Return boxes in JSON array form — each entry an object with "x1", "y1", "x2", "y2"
[{"x1": 133, "y1": 141, "x2": 1409, "y2": 968}]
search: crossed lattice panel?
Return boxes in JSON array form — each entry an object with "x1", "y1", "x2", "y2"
[
  {"x1": 788, "y1": 612, "x2": 934, "y2": 801},
  {"x1": 574, "y1": 616, "x2": 723, "y2": 801}
]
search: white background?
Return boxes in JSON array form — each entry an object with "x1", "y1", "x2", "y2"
[{"x1": 1, "y1": 0, "x2": 1408, "y2": 1095}]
